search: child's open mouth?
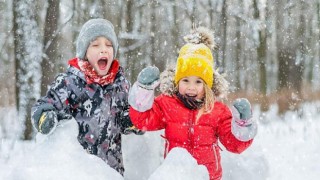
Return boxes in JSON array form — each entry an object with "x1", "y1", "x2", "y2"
[
  {"x1": 98, "y1": 58, "x2": 108, "y2": 70},
  {"x1": 186, "y1": 94, "x2": 197, "y2": 98}
]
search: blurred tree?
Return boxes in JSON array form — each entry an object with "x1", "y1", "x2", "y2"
[
  {"x1": 253, "y1": 0, "x2": 269, "y2": 111},
  {"x1": 233, "y1": 0, "x2": 244, "y2": 91},
  {"x1": 13, "y1": 0, "x2": 42, "y2": 140},
  {"x1": 0, "y1": 0, "x2": 15, "y2": 107},
  {"x1": 292, "y1": 1, "x2": 306, "y2": 93},
  {"x1": 150, "y1": 0, "x2": 160, "y2": 70},
  {"x1": 122, "y1": 0, "x2": 141, "y2": 83},
  {"x1": 41, "y1": 0, "x2": 60, "y2": 96},
  {"x1": 220, "y1": 0, "x2": 228, "y2": 71}
]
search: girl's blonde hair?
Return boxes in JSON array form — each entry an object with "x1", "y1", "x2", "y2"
[{"x1": 203, "y1": 84, "x2": 215, "y2": 112}]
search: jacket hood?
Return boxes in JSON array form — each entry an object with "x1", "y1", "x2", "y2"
[{"x1": 159, "y1": 65, "x2": 229, "y2": 98}]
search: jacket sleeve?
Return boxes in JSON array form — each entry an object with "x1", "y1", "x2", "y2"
[
  {"x1": 118, "y1": 104, "x2": 144, "y2": 135},
  {"x1": 216, "y1": 103, "x2": 253, "y2": 154},
  {"x1": 129, "y1": 96, "x2": 166, "y2": 131},
  {"x1": 31, "y1": 73, "x2": 70, "y2": 131},
  {"x1": 111, "y1": 76, "x2": 143, "y2": 135}
]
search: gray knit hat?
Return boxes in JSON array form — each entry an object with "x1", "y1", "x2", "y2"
[{"x1": 76, "y1": 18, "x2": 118, "y2": 60}]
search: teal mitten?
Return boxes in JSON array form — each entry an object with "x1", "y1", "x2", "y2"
[
  {"x1": 233, "y1": 98, "x2": 252, "y2": 120},
  {"x1": 137, "y1": 66, "x2": 160, "y2": 86}
]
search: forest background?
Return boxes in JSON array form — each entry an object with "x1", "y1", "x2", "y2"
[{"x1": 0, "y1": 0, "x2": 319, "y2": 140}]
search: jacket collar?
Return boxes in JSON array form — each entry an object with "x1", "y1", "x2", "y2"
[{"x1": 67, "y1": 57, "x2": 120, "y2": 86}]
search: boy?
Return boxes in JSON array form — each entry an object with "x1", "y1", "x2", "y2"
[{"x1": 31, "y1": 18, "x2": 142, "y2": 175}]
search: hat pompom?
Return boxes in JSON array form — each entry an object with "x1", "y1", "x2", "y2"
[{"x1": 183, "y1": 27, "x2": 216, "y2": 50}]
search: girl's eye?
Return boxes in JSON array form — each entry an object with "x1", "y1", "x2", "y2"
[
  {"x1": 196, "y1": 80, "x2": 203, "y2": 84},
  {"x1": 182, "y1": 79, "x2": 189, "y2": 82}
]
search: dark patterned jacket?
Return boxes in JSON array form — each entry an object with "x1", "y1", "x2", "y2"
[{"x1": 31, "y1": 58, "x2": 138, "y2": 175}]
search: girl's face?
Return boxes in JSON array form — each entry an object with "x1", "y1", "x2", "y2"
[
  {"x1": 178, "y1": 76, "x2": 205, "y2": 100},
  {"x1": 85, "y1": 37, "x2": 114, "y2": 76}
]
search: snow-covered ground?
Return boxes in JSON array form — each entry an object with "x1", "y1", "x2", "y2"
[{"x1": 1, "y1": 102, "x2": 320, "y2": 180}]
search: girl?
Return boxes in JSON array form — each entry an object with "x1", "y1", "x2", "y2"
[{"x1": 128, "y1": 27, "x2": 257, "y2": 180}]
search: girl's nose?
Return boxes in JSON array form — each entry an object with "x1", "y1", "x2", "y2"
[{"x1": 187, "y1": 85, "x2": 195, "y2": 91}]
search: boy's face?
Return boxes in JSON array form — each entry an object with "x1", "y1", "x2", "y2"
[
  {"x1": 178, "y1": 76, "x2": 205, "y2": 100},
  {"x1": 85, "y1": 37, "x2": 114, "y2": 76}
]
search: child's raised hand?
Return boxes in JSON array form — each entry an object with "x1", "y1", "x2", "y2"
[
  {"x1": 129, "y1": 66, "x2": 160, "y2": 112},
  {"x1": 137, "y1": 66, "x2": 160, "y2": 89},
  {"x1": 233, "y1": 98, "x2": 252, "y2": 120},
  {"x1": 231, "y1": 98, "x2": 257, "y2": 141}
]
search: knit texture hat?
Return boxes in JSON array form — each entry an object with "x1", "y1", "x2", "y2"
[
  {"x1": 174, "y1": 27, "x2": 216, "y2": 88},
  {"x1": 76, "y1": 18, "x2": 118, "y2": 60}
]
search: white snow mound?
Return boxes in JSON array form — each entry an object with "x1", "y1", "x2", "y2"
[
  {"x1": 148, "y1": 147, "x2": 209, "y2": 180},
  {"x1": 5, "y1": 119, "x2": 123, "y2": 180}
]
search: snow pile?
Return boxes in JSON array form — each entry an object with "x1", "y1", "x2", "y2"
[
  {"x1": 221, "y1": 146, "x2": 269, "y2": 180},
  {"x1": 148, "y1": 147, "x2": 209, "y2": 180},
  {"x1": 122, "y1": 131, "x2": 164, "y2": 180},
  {"x1": 3, "y1": 120, "x2": 123, "y2": 180},
  {"x1": 220, "y1": 102, "x2": 320, "y2": 180}
]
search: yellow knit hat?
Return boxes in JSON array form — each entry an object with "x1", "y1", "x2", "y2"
[{"x1": 175, "y1": 27, "x2": 216, "y2": 88}]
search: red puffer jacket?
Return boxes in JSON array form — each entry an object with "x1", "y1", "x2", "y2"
[{"x1": 129, "y1": 94, "x2": 253, "y2": 180}]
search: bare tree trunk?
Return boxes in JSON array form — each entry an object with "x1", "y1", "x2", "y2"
[
  {"x1": 293, "y1": 2, "x2": 306, "y2": 93},
  {"x1": 41, "y1": 0, "x2": 60, "y2": 96},
  {"x1": 13, "y1": 0, "x2": 42, "y2": 140},
  {"x1": 73, "y1": 0, "x2": 92, "y2": 46},
  {"x1": 207, "y1": 0, "x2": 220, "y2": 69},
  {"x1": 171, "y1": 0, "x2": 180, "y2": 65},
  {"x1": 149, "y1": 0, "x2": 165, "y2": 72},
  {"x1": 150, "y1": 0, "x2": 157, "y2": 66},
  {"x1": 123, "y1": 0, "x2": 137, "y2": 83},
  {"x1": 207, "y1": 0, "x2": 214, "y2": 30},
  {"x1": 220, "y1": 0, "x2": 228, "y2": 71},
  {"x1": 275, "y1": 1, "x2": 303, "y2": 114},
  {"x1": 318, "y1": 2, "x2": 320, "y2": 62},
  {"x1": 0, "y1": 1, "x2": 15, "y2": 107},
  {"x1": 275, "y1": 0, "x2": 291, "y2": 114},
  {"x1": 253, "y1": 0, "x2": 269, "y2": 111},
  {"x1": 308, "y1": 2, "x2": 320, "y2": 84},
  {"x1": 235, "y1": 17, "x2": 241, "y2": 90},
  {"x1": 275, "y1": 0, "x2": 290, "y2": 90},
  {"x1": 13, "y1": 0, "x2": 20, "y2": 122},
  {"x1": 183, "y1": 0, "x2": 196, "y2": 24},
  {"x1": 191, "y1": 0, "x2": 196, "y2": 24}
]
